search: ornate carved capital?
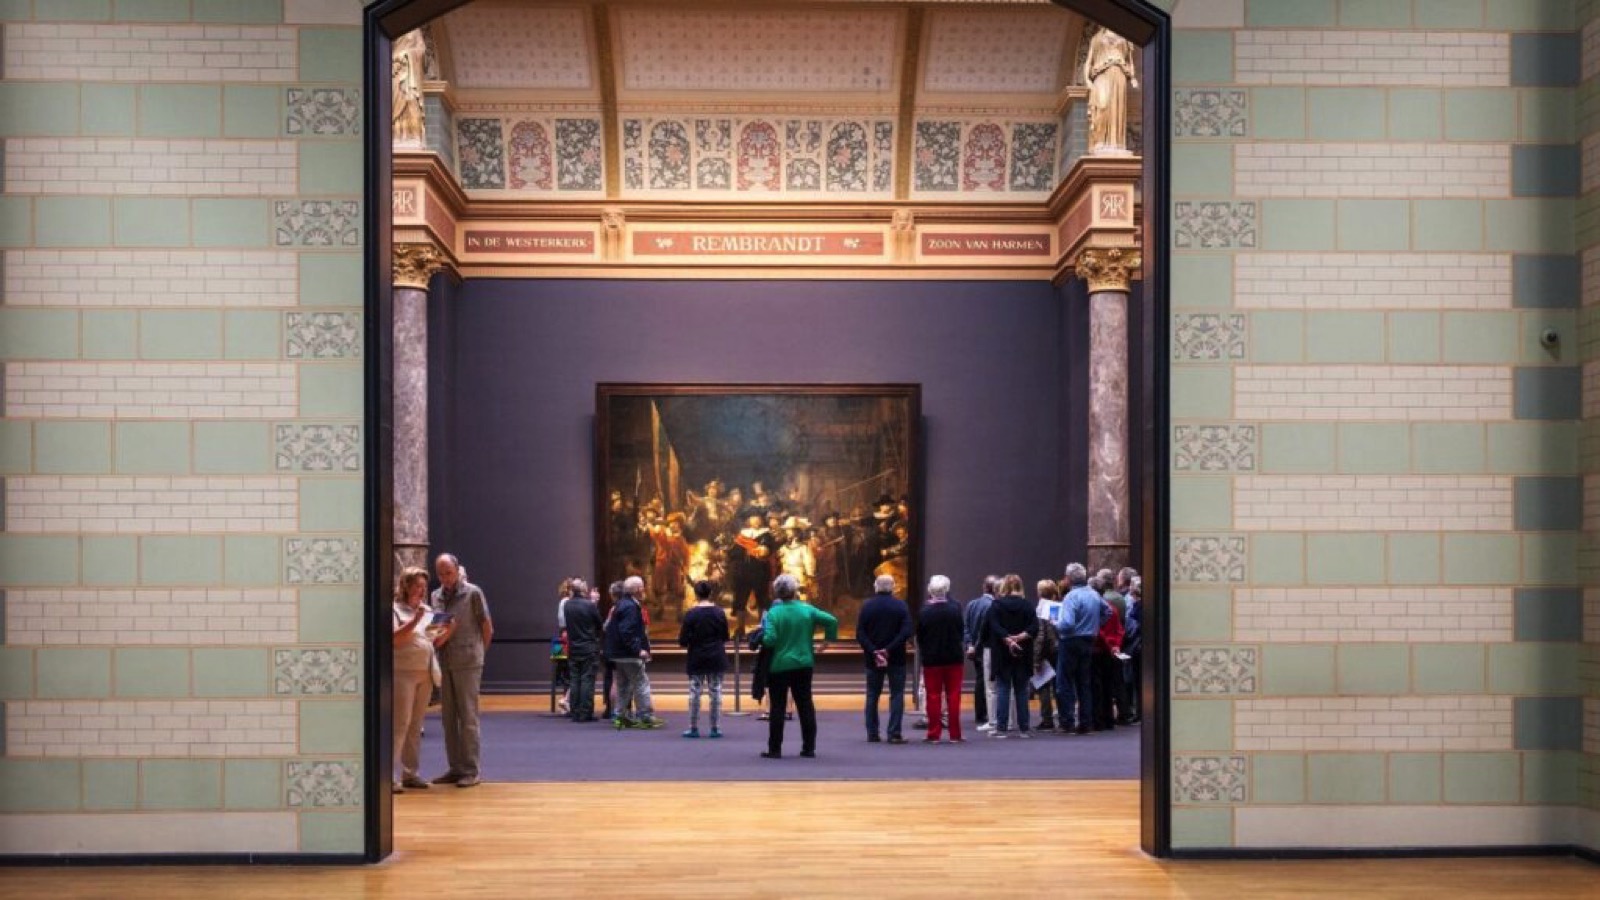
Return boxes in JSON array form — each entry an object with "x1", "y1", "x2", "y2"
[
  {"x1": 1075, "y1": 247, "x2": 1142, "y2": 293},
  {"x1": 392, "y1": 241, "x2": 446, "y2": 290}
]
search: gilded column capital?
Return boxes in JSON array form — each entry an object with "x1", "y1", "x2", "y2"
[
  {"x1": 1075, "y1": 247, "x2": 1142, "y2": 293},
  {"x1": 392, "y1": 241, "x2": 447, "y2": 290}
]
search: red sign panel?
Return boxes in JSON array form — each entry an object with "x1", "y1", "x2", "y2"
[
  {"x1": 631, "y1": 231, "x2": 885, "y2": 257},
  {"x1": 919, "y1": 232, "x2": 1052, "y2": 257},
  {"x1": 462, "y1": 230, "x2": 596, "y2": 254}
]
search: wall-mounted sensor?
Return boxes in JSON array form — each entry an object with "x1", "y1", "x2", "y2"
[{"x1": 1539, "y1": 329, "x2": 1560, "y2": 349}]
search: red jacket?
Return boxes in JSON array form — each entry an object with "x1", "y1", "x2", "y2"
[{"x1": 1095, "y1": 602, "x2": 1123, "y2": 655}]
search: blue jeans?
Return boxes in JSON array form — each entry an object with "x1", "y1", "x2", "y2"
[
  {"x1": 865, "y1": 663, "x2": 905, "y2": 739},
  {"x1": 1056, "y1": 636, "x2": 1095, "y2": 730},
  {"x1": 993, "y1": 664, "x2": 1031, "y2": 733}
]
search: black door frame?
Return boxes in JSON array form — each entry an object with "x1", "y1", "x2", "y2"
[{"x1": 361, "y1": 0, "x2": 1172, "y2": 862}]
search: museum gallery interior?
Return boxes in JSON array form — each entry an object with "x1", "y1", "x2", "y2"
[{"x1": 0, "y1": 0, "x2": 1598, "y2": 896}]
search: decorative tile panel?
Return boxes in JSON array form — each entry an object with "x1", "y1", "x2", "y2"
[
  {"x1": 623, "y1": 116, "x2": 894, "y2": 198},
  {"x1": 285, "y1": 312, "x2": 362, "y2": 360},
  {"x1": 285, "y1": 538, "x2": 362, "y2": 584},
  {"x1": 454, "y1": 115, "x2": 605, "y2": 196},
  {"x1": 273, "y1": 201, "x2": 361, "y2": 248},
  {"x1": 555, "y1": 119, "x2": 603, "y2": 191},
  {"x1": 1173, "y1": 535, "x2": 1247, "y2": 583},
  {"x1": 1173, "y1": 313, "x2": 1247, "y2": 361},
  {"x1": 1173, "y1": 647, "x2": 1259, "y2": 695},
  {"x1": 1173, "y1": 756, "x2": 1248, "y2": 805},
  {"x1": 285, "y1": 88, "x2": 361, "y2": 137},
  {"x1": 924, "y1": 8, "x2": 1069, "y2": 94},
  {"x1": 915, "y1": 119, "x2": 1058, "y2": 197},
  {"x1": 285, "y1": 760, "x2": 362, "y2": 807},
  {"x1": 274, "y1": 649, "x2": 361, "y2": 695},
  {"x1": 1010, "y1": 122, "x2": 1057, "y2": 192},
  {"x1": 1174, "y1": 89, "x2": 1248, "y2": 139},
  {"x1": 1174, "y1": 201, "x2": 1258, "y2": 249},
  {"x1": 915, "y1": 121, "x2": 961, "y2": 192},
  {"x1": 440, "y1": 5, "x2": 592, "y2": 90},
  {"x1": 623, "y1": 119, "x2": 644, "y2": 191},
  {"x1": 1173, "y1": 424, "x2": 1259, "y2": 473},
  {"x1": 275, "y1": 424, "x2": 362, "y2": 473},
  {"x1": 826, "y1": 122, "x2": 870, "y2": 192},
  {"x1": 506, "y1": 120, "x2": 553, "y2": 191},
  {"x1": 456, "y1": 118, "x2": 506, "y2": 190},
  {"x1": 872, "y1": 122, "x2": 894, "y2": 193}
]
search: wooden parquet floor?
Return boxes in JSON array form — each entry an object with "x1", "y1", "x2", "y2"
[{"x1": 1, "y1": 781, "x2": 1596, "y2": 899}]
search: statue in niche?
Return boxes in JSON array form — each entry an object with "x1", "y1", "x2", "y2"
[
  {"x1": 392, "y1": 28, "x2": 427, "y2": 146},
  {"x1": 1083, "y1": 27, "x2": 1138, "y2": 156}
]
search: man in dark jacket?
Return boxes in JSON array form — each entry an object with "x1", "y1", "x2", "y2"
[
  {"x1": 963, "y1": 575, "x2": 1000, "y2": 730},
  {"x1": 604, "y1": 576, "x2": 663, "y2": 730},
  {"x1": 986, "y1": 574, "x2": 1040, "y2": 737},
  {"x1": 562, "y1": 579, "x2": 604, "y2": 722},
  {"x1": 916, "y1": 575, "x2": 967, "y2": 743},
  {"x1": 857, "y1": 574, "x2": 913, "y2": 743}
]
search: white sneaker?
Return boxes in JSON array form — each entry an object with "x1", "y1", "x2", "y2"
[
  {"x1": 989, "y1": 730, "x2": 1009, "y2": 739},
  {"x1": 977, "y1": 723, "x2": 994, "y2": 732}
]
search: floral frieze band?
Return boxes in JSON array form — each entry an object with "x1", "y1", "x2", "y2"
[
  {"x1": 622, "y1": 116, "x2": 895, "y2": 198},
  {"x1": 456, "y1": 114, "x2": 604, "y2": 194}
]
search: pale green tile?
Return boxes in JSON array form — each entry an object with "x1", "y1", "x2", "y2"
[
  {"x1": 1307, "y1": 533, "x2": 1385, "y2": 585},
  {"x1": 1443, "y1": 753, "x2": 1520, "y2": 804},
  {"x1": 1261, "y1": 423, "x2": 1334, "y2": 473},
  {"x1": 1442, "y1": 311, "x2": 1518, "y2": 363},
  {"x1": 1520, "y1": 89, "x2": 1576, "y2": 143},
  {"x1": 194, "y1": 421, "x2": 271, "y2": 474},
  {"x1": 114, "y1": 197, "x2": 189, "y2": 247},
  {"x1": 1389, "y1": 753, "x2": 1443, "y2": 804},
  {"x1": 1171, "y1": 366, "x2": 1232, "y2": 419},
  {"x1": 299, "y1": 586, "x2": 364, "y2": 643},
  {"x1": 1487, "y1": 643, "x2": 1579, "y2": 694},
  {"x1": 1414, "y1": 199, "x2": 1483, "y2": 251},
  {"x1": 1445, "y1": 90, "x2": 1518, "y2": 141},
  {"x1": 83, "y1": 760, "x2": 138, "y2": 811},
  {"x1": 36, "y1": 420, "x2": 111, "y2": 474},
  {"x1": 1388, "y1": 311, "x2": 1441, "y2": 363},
  {"x1": 113, "y1": 647, "x2": 189, "y2": 698},
  {"x1": 1521, "y1": 534, "x2": 1578, "y2": 585},
  {"x1": 1487, "y1": 199, "x2": 1575, "y2": 254},
  {"x1": 1387, "y1": 533, "x2": 1442, "y2": 585},
  {"x1": 1251, "y1": 87, "x2": 1306, "y2": 140},
  {"x1": 1416, "y1": 0, "x2": 1484, "y2": 28},
  {"x1": 1414, "y1": 423, "x2": 1485, "y2": 473},
  {"x1": 0, "y1": 309, "x2": 78, "y2": 360},
  {"x1": 141, "y1": 535, "x2": 222, "y2": 586},
  {"x1": 299, "y1": 254, "x2": 363, "y2": 307},
  {"x1": 1169, "y1": 588, "x2": 1233, "y2": 643},
  {"x1": 1486, "y1": 422, "x2": 1579, "y2": 473},
  {"x1": 141, "y1": 759, "x2": 221, "y2": 810},
  {"x1": 140, "y1": 310, "x2": 220, "y2": 359},
  {"x1": 82, "y1": 309, "x2": 138, "y2": 359},
  {"x1": 1442, "y1": 533, "x2": 1519, "y2": 584},
  {"x1": 82, "y1": 535, "x2": 136, "y2": 587},
  {"x1": 193, "y1": 648, "x2": 270, "y2": 697},
  {"x1": 193, "y1": 199, "x2": 270, "y2": 248},
  {"x1": 225, "y1": 535, "x2": 280, "y2": 587},
  {"x1": 0, "y1": 535, "x2": 78, "y2": 586},
  {"x1": 0, "y1": 0, "x2": 29, "y2": 15},
  {"x1": 114, "y1": 421, "x2": 189, "y2": 475},
  {"x1": 0, "y1": 647, "x2": 34, "y2": 699},
  {"x1": 81, "y1": 83, "x2": 136, "y2": 136},
  {"x1": 1263, "y1": 199, "x2": 1335, "y2": 251},
  {"x1": 1337, "y1": 644, "x2": 1409, "y2": 695},
  {"x1": 1341, "y1": 0, "x2": 1412, "y2": 27},
  {"x1": 1518, "y1": 310, "x2": 1575, "y2": 364},
  {"x1": 1247, "y1": 0, "x2": 1335, "y2": 26},
  {"x1": 224, "y1": 759, "x2": 281, "y2": 810},
  {"x1": 1309, "y1": 88, "x2": 1386, "y2": 140},
  {"x1": 1522, "y1": 751, "x2": 1580, "y2": 804},
  {"x1": 37, "y1": 197, "x2": 111, "y2": 248},
  {"x1": 1337, "y1": 200, "x2": 1409, "y2": 251},
  {"x1": 1487, "y1": 0, "x2": 1575, "y2": 29},
  {"x1": 299, "y1": 28, "x2": 361, "y2": 83},
  {"x1": 1171, "y1": 808, "x2": 1233, "y2": 849},
  {"x1": 1172, "y1": 477, "x2": 1233, "y2": 531},
  {"x1": 138, "y1": 85, "x2": 220, "y2": 137},
  {"x1": 1308, "y1": 753, "x2": 1386, "y2": 804},
  {"x1": 300, "y1": 699, "x2": 363, "y2": 753},
  {"x1": 1338, "y1": 423, "x2": 1409, "y2": 474},
  {"x1": 1172, "y1": 699, "x2": 1233, "y2": 750},
  {"x1": 1174, "y1": 31, "x2": 1234, "y2": 85},
  {"x1": 0, "y1": 421, "x2": 29, "y2": 474},
  {"x1": 0, "y1": 83, "x2": 79, "y2": 137},
  {"x1": 1251, "y1": 754, "x2": 1305, "y2": 803},
  {"x1": 300, "y1": 478, "x2": 363, "y2": 532},
  {"x1": 223, "y1": 85, "x2": 282, "y2": 138},
  {"x1": 193, "y1": 0, "x2": 282, "y2": 23},
  {"x1": 1414, "y1": 644, "x2": 1486, "y2": 694},
  {"x1": 1248, "y1": 311, "x2": 1303, "y2": 363},
  {"x1": 114, "y1": 0, "x2": 190, "y2": 21},
  {"x1": 1307, "y1": 311, "x2": 1385, "y2": 363},
  {"x1": 1262, "y1": 644, "x2": 1335, "y2": 695},
  {"x1": 224, "y1": 310, "x2": 281, "y2": 360},
  {"x1": 300, "y1": 363, "x2": 363, "y2": 417},
  {"x1": 1250, "y1": 533, "x2": 1304, "y2": 585},
  {"x1": 36, "y1": 648, "x2": 110, "y2": 699},
  {"x1": 299, "y1": 811, "x2": 363, "y2": 853},
  {"x1": 1172, "y1": 255, "x2": 1233, "y2": 309},
  {"x1": 0, "y1": 760, "x2": 82, "y2": 812},
  {"x1": 0, "y1": 196, "x2": 31, "y2": 247},
  {"x1": 36, "y1": 0, "x2": 109, "y2": 18},
  {"x1": 299, "y1": 140, "x2": 363, "y2": 195}
]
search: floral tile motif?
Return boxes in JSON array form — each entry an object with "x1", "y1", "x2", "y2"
[
  {"x1": 1175, "y1": 89, "x2": 1249, "y2": 139},
  {"x1": 1172, "y1": 424, "x2": 1258, "y2": 473},
  {"x1": 285, "y1": 87, "x2": 360, "y2": 137},
  {"x1": 285, "y1": 537, "x2": 362, "y2": 584},
  {"x1": 285, "y1": 312, "x2": 362, "y2": 360},
  {"x1": 736, "y1": 121, "x2": 781, "y2": 191},
  {"x1": 1173, "y1": 535, "x2": 1247, "y2": 583},
  {"x1": 1173, "y1": 313, "x2": 1247, "y2": 361},
  {"x1": 273, "y1": 200, "x2": 360, "y2": 248},
  {"x1": 274, "y1": 423, "x2": 362, "y2": 473},
  {"x1": 787, "y1": 159, "x2": 822, "y2": 191},
  {"x1": 787, "y1": 120, "x2": 822, "y2": 156},
  {"x1": 274, "y1": 648, "x2": 361, "y2": 695},
  {"x1": 456, "y1": 118, "x2": 505, "y2": 190},
  {"x1": 872, "y1": 121, "x2": 894, "y2": 193},
  {"x1": 286, "y1": 760, "x2": 362, "y2": 808},
  {"x1": 1009, "y1": 122, "x2": 1058, "y2": 192},
  {"x1": 623, "y1": 119, "x2": 644, "y2": 191},
  {"x1": 1174, "y1": 201, "x2": 1257, "y2": 249},
  {"x1": 1173, "y1": 756, "x2": 1248, "y2": 805},
  {"x1": 915, "y1": 121, "x2": 961, "y2": 192},
  {"x1": 648, "y1": 120, "x2": 691, "y2": 190},
  {"x1": 962, "y1": 122, "x2": 1007, "y2": 191},
  {"x1": 507, "y1": 120, "x2": 553, "y2": 191},
  {"x1": 1173, "y1": 647, "x2": 1258, "y2": 695},
  {"x1": 826, "y1": 121, "x2": 869, "y2": 192},
  {"x1": 696, "y1": 119, "x2": 732, "y2": 155},
  {"x1": 555, "y1": 118, "x2": 602, "y2": 191},
  {"x1": 697, "y1": 158, "x2": 731, "y2": 190}
]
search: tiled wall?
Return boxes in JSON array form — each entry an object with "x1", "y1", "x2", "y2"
[
  {"x1": 1578, "y1": 0, "x2": 1600, "y2": 856},
  {"x1": 1169, "y1": 0, "x2": 1593, "y2": 851},
  {"x1": 0, "y1": 0, "x2": 364, "y2": 855}
]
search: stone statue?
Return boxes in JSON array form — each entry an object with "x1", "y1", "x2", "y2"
[
  {"x1": 392, "y1": 29, "x2": 427, "y2": 146},
  {"x1": 1083, "y1": 27, "x2": 1138, "y2": 156}
]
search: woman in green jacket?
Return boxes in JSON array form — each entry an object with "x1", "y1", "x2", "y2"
[{"x1": 760, "y1": 574, "x2": 839, "y2": 759}]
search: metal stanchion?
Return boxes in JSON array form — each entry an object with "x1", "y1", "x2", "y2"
[{"x1": 724, "y1": 600, "x2": 751, "y2": 716}]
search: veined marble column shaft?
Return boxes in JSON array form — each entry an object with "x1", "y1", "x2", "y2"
[
  {"x1": 392, "y1": 243, "x2": 445, "y2": 574},
  {"x1": 1076, "y1": 248, "x2": 1141, "y2": 574}
]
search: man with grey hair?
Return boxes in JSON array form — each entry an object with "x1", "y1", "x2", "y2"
[
  {"x1": 1055, "y1": 562, "x2": 1102, "y2": 736},
  {"x1": 430, "y1": 553, "x2": 493, "y2": 787},
  {"x1": 604, "y1": 575, "x2": 664, "y2": 730},
  {"x1": 857, "y1": 573, "x2": 913, "y2": 743}
]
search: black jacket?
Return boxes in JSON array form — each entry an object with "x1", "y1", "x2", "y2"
[
  {"x1": 677, "y1": 604, "x2": 730, "y2": 676},
  {"x1": 603, "y1": 596, "x2": 649, "y2": 659},
  {"x1": 986, "y1": 593, "x2": 1039, "y2": 673},
  {"x1": 916, "y1": 600, "x2": 966, "y2": 667},
  {"x1": 563, "y1": 596, "x2": 603, "y2": 658},
  {"x1": 856, "y1": 592, "x2": 913, "y2": 669}
]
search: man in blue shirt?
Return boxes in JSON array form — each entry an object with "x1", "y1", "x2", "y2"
[{"x1": 1054, "y1": 562, "x2": 1102, "y2": 736}]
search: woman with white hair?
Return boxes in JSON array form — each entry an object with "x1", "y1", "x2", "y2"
[
  {"x1": 916, "y1": 574, "x2": 966, "y2": 743},
  {"x1": 758, "y1": 573, "x2": 839, "y2": 759}
]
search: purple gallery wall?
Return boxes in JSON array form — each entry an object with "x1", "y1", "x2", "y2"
[{"x1": 429, "y1": 278, "x2": 1083, "y2": 688}]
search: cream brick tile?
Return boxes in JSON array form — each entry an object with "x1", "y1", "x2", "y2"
[
  {"x1": 1236, "y1": 31, "x2": 1508, "y2": 87},
  {"x1": 5, "y1": 699, "x2": 297, "y2": 757},
  {"x1": 1234, "y1": 696, "x2": 1513, "y2": 752},
  {"x1": 4, "y1": 362, "x2": 296, "y2": 419},
  {"x1": 1236, "y1": 587, "x2": 1513, "y2": 643},
  {"x1": 3, "y1": 24, "x2": 295, "y2": 83}
]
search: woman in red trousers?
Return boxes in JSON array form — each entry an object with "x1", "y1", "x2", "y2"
[{"x1": 916, "y1": 575, "x2": 967, "y2": 743}]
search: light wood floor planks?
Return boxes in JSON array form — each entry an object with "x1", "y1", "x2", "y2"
[{"x1": 1, "y1": 781, "x2": 1596, "y2": 898}]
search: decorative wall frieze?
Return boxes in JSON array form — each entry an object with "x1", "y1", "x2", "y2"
[
  {"x1": 1173, "y1": 535, "x2": 1248, "y2": 583},
  {"x1": 1173, "y1": 313, "x2": 1247, "y2": 361},
  {"x1": 1172, "y1": 424, "x2": 1258, "y2": 473},
  {"x1": 285, "y1": 537, "x2": 362, "y2": 585},
  {"x1": 285, "y1": 760, "x2": 362, "y2": 807},
  {"x1": 1173, "y1": 647, "x2": 1259, "y2": 695},
  {"x1": 274, "y1": 648, "x2": 362, "y2": 695},
  {"x1": 1173, "y1": 756, "x2": 1248, "y2": 805}
]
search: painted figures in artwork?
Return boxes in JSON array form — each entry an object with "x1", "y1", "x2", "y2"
[
  {"x1": 392, "y1": 28, "x2": 427, "y2": 146},
  {"x1": 1084, "y1": 27, "x2": 1138, "y2": 156}
]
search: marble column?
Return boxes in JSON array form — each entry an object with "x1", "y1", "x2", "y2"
[
  {"x1": 391, "y1": 242, "x2": 446, "y2": 575},
  {"x1": 1075, "y1": 247, "x2": 1142, "y2": 574}
]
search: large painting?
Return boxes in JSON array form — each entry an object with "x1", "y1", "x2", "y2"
[{"x1": 597, "y1": 384, "x2": 921, "y2": 641}]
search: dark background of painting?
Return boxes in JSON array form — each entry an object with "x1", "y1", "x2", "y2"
[{"x1": 430, "y1": 277, "x2": 1086, "y2": 689}]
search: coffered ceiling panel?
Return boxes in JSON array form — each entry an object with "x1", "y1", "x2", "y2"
[
  {"x1": 923, "y1": 7, "x2": 1073, "y2": 94},
  {"x1": 440, "y1": 2, "x2": 595, "y2": 91}
]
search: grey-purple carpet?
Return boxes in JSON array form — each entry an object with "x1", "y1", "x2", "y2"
[{"x1": 415, "y1": 709, "x2": 1139, "y2": 782}]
